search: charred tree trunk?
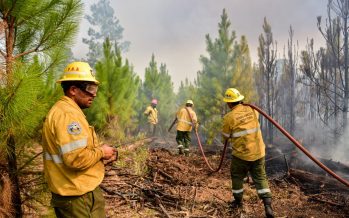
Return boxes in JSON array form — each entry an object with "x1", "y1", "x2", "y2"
[
  {"x1": 266, "y1": 68, "x2": 274, "y2": 144},
  {"x1": 343, "y1": 0, "x2": 349, "y2": 130},
  {"x1": 288, "y1": 26, "x2": 296, "y2": 136}
]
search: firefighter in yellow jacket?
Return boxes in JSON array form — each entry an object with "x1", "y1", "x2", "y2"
[
  {"x1": 222, "y1": 88, "x2": 274, "y2": 218},
  {"x1": 42, "y1": 62, "x2": 117, "y2": 218},
  {"x1": 176, "y1": 100, "x2": 198, "y2": 156},
  {"x1": 143, "y1": 99, "x2": 158, "y2": 136}
]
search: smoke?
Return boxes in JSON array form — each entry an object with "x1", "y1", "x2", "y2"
[
  {"x1": 293, "y1": 119, "x2": 349, "y2": 165},
  {"x1": 295, "y1": 119, "x2": 332, "y2": 149},
  {"x1": 332, "y1": 126, "x2": 349, "y2": 165},
  {"x1": 290, "y1": 119, "x2": 334, "y2": 163}
]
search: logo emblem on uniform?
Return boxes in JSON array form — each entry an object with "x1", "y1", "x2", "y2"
[{"x1": 67, "y1": 122, "x2": 81, "y2": 135}]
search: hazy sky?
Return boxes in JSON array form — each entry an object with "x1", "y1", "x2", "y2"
[{"x1": 73, "y1": 0, "x2": 328, "y2": 90}]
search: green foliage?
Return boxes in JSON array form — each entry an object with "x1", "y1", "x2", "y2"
[
  {"x1": 196, "y1": 9, "x2": 237, "y2": 121},
  {"x1": 132, "y1": 146, "x2": 149, "y2": 176},
  {"x1": 115, "y1": 146, "x2": 149, "y2": 177},
  {"x1": 40, "y1": 48, "x2": 76, "y2": 107},
  {"x1": 157, "y1": 63, "x2": 176, "y2": 130},
  {"x1": 0, "y1": 0, "x2": 83, "y2": 152},
  {"x1": 0, "y1": 1, "x2": 84, "y2": 216},
  {"x1": 86, "y1": 38, "x2": 140, "y2": 141},
  {"x1": 83, "y1": 0, "x2": 130, "y2": 66},
  {"x1": 0, "y1": 62, "x2": 48, "y2": 152},
  {"x1": 143, "y1": 54, "x2": 161, "y2": 99},
  {"x1": 140, "y1": 54, "x2": 176, "y2": 134},
  {"x1": 195, "y1": 9, "x2": 255, "y2": 143},
  {"x1": 231, "y1": 36, "x2": 257, "y2": 102},
  {"x1": 0, "y1": 0, "x2": 82, "y2": 100},
  {"x1": 7, "y1": 0, "x2": 82, "y2": 59},
  {"x1": 176, "y1": 78, "x2": 197, "y2": 107}
]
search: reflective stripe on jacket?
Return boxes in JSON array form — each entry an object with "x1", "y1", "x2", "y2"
[
  {"x1": 176, "y1": 107, "x2": 197, "y2": 131},
  {"x1": 42, "y1": 96, "x2": 104, "y2": 196},
  {"x1": 144, "y1": 105, "x2": 158, "y2": 124},
  {"x1": 222, "y1": 104, "x2": 265, "y2": 161}
]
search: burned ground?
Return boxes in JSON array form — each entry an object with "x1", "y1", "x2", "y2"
[
  {"x1": 16, "y1": 136, "x2": 349, "y2": 217},
  {"x1": 100, "y1": 137, "x2": 349, "y2": 218}
]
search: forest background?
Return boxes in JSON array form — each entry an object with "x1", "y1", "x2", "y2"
[{"x1": 0, "y1": 0, "x2": 349, "y2": 217}]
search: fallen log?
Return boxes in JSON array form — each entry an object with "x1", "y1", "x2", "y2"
[
  {"x1": 289, "y1": 169, "x2": 349, "y2": 193},
  {"x1": 308, "y1": 196, "x2": 344, "y2": 207}
]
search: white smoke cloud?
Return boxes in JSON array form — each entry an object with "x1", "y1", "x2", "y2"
[
  {"x1": 332, "y1": 127, "x2": 349, "y2": 165},
  {"x1": 293, "y1": 118, "x2": 349, "y2": 166},
  {"x1": 76, "y1": 0, "x2": 328, "y2": 90}
]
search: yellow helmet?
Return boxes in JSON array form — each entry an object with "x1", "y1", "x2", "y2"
[
  {"x1": 56, "y1": 61, "x2": 99, "y2": 84},
  {"x1": 223, "y1": 88, "x2": 244, "y2": 102},
  {"x1": 186, "y1": 99, "x2": 194, "y2": 105}
]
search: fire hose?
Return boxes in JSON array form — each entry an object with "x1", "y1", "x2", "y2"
[
  {"x1": 244, "y1": 103, "x2": 349, "y2": 188},
  {"x1": 194, "y1": 129, "x2": 229, "y2": 172},
  {"x1": 174, "y1": 104, "x2": 349, "y2": 187},
  {"x1": 185, "y1": 103, "x2": 349, "y2": 188},
  {"x1": 183, "y1": 107, "x2": 228, "y2": 172}
]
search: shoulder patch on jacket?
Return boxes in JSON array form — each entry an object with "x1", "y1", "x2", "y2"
[{"x1": 67, "y1": 122, "x2": 82, "y2": 135}]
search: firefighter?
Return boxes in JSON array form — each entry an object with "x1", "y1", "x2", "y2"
[
  {"x1": 175, "y1": 100, "x2": 198, "y2": 156},
  {"x1": 222, "y1": 88, "x2": 274, "y2": 218},
  {"x1": 42, "y1": 61, "x2": 117, "y2": 217},
  {"x1": 143, "y1": 99, "x2": 158, "y2": 136}
]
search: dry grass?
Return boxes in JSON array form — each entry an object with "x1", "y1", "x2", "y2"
[{"x1": 115, "y1": 145, "x2": 149, "y2": 176}]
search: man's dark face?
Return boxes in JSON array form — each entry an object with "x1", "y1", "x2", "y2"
[
  {"x1": 71, "y1": 82, "x2": 99, "y2": 109},
  {"x1": 227, "y1": 102, "x2": 234, "y2": 109}
]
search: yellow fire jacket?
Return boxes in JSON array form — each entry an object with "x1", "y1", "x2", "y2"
[
  {"x1": 144, "y1": 105, "x2": 158, "y2": 124},
  {"x1": 222, "y1": 104, "x2": 265, "y2": 161},
  {"x1": 176, "y1": 107, "x2": 197, "y2": 132},
  {"x1": 42, "y1": 96, "x2": 104, "y2": 196}
]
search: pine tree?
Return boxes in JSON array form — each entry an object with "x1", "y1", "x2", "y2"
[
  {"x1": 0, "y1": 0, "x2": 82, "y2": 216},
  {"x1": 143, "y1": 54, "x2": 162, "y2": 99},
  {"x1": 195, "y1": 9, "x2": 256, "y2": 143},
  {"x1": 195, "y1": 9, "x2": 238, "y2": 142},
  {"x1": 232, "y1": 35, "x2": 257, "y2": 102},
  {"x1": 157, "y1": 63, "x2": 176, "y2": 131},
  {"x1": 140, "y1": 54, "x2": 176, "y2": 135},
  {"x1": 86, "y1": 38, "x2": 140, "y2": 141},
  {"x1": 83, "y1": 0, "x2": 130, "y2": 66},
  {"x1": 176, "y1": 78, "x2": 197, "y2": 106}
]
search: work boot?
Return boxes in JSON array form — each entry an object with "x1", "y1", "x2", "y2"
[
  {"x1": 184, "y1": 148, "x2": 190, "y2": 157},
  {"x1": 229, "y1": 199, "x2": 244, "y2": 215},
  {"x1": 262, "y1": 198, "x2": 274, "y2": 218},
  {"x1": 178, "y1": 149, "x2": 183, "y2": 155},
  {"x1": 177, "y1": 145, "x2": 184, "y2": 155},
  {"x1": 230, "y1": 199, "x2": 243, "y2": 209}
]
